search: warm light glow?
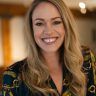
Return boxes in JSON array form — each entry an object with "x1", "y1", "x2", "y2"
[
  {"x1": 80, "y1": 8, "x2": 87, "y2": 14},
  {"x1": 79, "y1": 2, "x2": 86, "y2": 9},
  {"x1": 79, "y1": 2, "x2": 87, "y2": 14}
]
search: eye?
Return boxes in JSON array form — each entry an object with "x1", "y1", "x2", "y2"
[
  {"x1": 53, "y1": 21, "x2": 62, "y2": 25},
  {"x1": 35, "y1": 22, "x2": 44, "y2": 26}
]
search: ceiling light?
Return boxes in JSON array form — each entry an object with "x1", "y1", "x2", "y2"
[
  {"x1": 79, "y1": 2, "x2": 86, "y2": 9},
  {"x1": 80, "y1": 8, "x2": 87, "y2": 14}
]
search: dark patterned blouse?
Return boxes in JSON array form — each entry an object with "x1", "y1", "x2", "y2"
[{"x1": 2, "y1": 47, "x2": 96, "y2": 96}]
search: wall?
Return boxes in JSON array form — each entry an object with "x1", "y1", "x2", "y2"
[
  {"x1": 10, "y1": 17, "x2": 27, "y2": 63},
  {"x1": 76, "y1": 18, "x2": 96, "y2": 54},
  {"x1": 0, "y1": 19, "x2": 4, "y2": 66}
]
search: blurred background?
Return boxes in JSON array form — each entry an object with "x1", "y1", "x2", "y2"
[{"x1": 0, "y1": 0, "x2": 96, "y2": 91}]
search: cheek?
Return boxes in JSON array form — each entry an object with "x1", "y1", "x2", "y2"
[
  {"x1": 34, "y1": 32, "x2": 39, "y2": 40},
  {"x1": 33, "y1": 27, "x2": 40, "y2": 38},
  {"x1": 55, "y1": 25, "x2": 65, "y2": 35},
  {"x1": 60, "y1": 25, "x2": 65, "y2": 35},
  {"x1": 33, "y1": 26, "x2": 44, "y2": 36},
  {"x1": 33, "y1": 30, "x2": 42, "y2": 43},
  {"x1": 33, "y1": 33, "x2": 40, "y2": 46}
]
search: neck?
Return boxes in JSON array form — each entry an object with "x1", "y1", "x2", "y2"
[{"x1": 42, "y1": 51, "x2": 61, "y2": 73}]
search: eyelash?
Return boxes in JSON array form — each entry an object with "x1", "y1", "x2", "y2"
[
  {"x1": 35, "y1": 21, "x2": 62, "y2": 26},
  {"x1": 53, "y1": 21, "x2": 62, "y2": 25},
  {"x1": 35, "y1": 22, "x2": 44, "y2": 26}
]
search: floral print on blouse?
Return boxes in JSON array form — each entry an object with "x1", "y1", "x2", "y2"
[{"x1": 2, "y1": 47, "x2": 96, "y2": 96}]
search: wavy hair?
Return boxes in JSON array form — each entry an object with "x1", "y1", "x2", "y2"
[{"x1": 22, "y1": 0, "x2": 86, "y2": 95}]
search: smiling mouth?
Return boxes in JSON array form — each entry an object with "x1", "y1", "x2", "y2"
[{"x1": 42, "y1": 37, "x2": 58, "y2": 44}]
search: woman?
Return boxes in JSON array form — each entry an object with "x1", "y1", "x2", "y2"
[{"x1": 2, "y1": 0, "x2": 96, "y2": 96}]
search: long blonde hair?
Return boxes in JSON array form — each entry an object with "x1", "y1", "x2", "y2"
[{"x1": 22, "y1": 0, "x2": 86, "y2": 95}]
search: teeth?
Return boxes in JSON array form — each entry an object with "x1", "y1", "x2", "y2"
[{"x1": 43, "y1": 38, "x2": 57, "y2": 43}]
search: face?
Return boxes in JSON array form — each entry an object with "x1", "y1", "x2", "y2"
[{"x1": 32, "y1": 2, "x2": 65, "y2": 54}]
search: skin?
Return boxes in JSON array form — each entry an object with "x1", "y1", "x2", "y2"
[
  {"x1": 32, "y1": 2, "x2": 65, "y2": 94},
  {"x1": 32, "y1": 2, "x2": 65, "y2": 54}
]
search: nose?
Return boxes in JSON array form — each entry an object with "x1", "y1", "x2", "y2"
[{"x1": 43, "y1": 23, "x2": 53, "y2": 35}]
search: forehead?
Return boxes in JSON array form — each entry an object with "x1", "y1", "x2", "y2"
[{"x1": 32, "y1": 2, "x2": 61, "y2": 20}]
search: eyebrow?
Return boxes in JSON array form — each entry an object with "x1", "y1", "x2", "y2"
[{"x1": 33, "y1": 17, "x2": 62, "y2": 21}]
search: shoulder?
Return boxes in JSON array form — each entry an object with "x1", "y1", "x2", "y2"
[
  {"x1": 81, "y1": 46, "x2": 96, "y2": 70},
  {"x1": 2, "y1": 59, "x2": 27, "y2": 94},
  {"x1": 7, "y1": 59, "x2": 27, "y2": 74},
  {"x1": 81, "y1": 46, "x2": 96, "y2": 74},
  {"x1": 3, "y1": 59, "x2": 26, "y2": 79},
  {"x1": 81, "y1": 46, "x2": 96, "y2": 95}
]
